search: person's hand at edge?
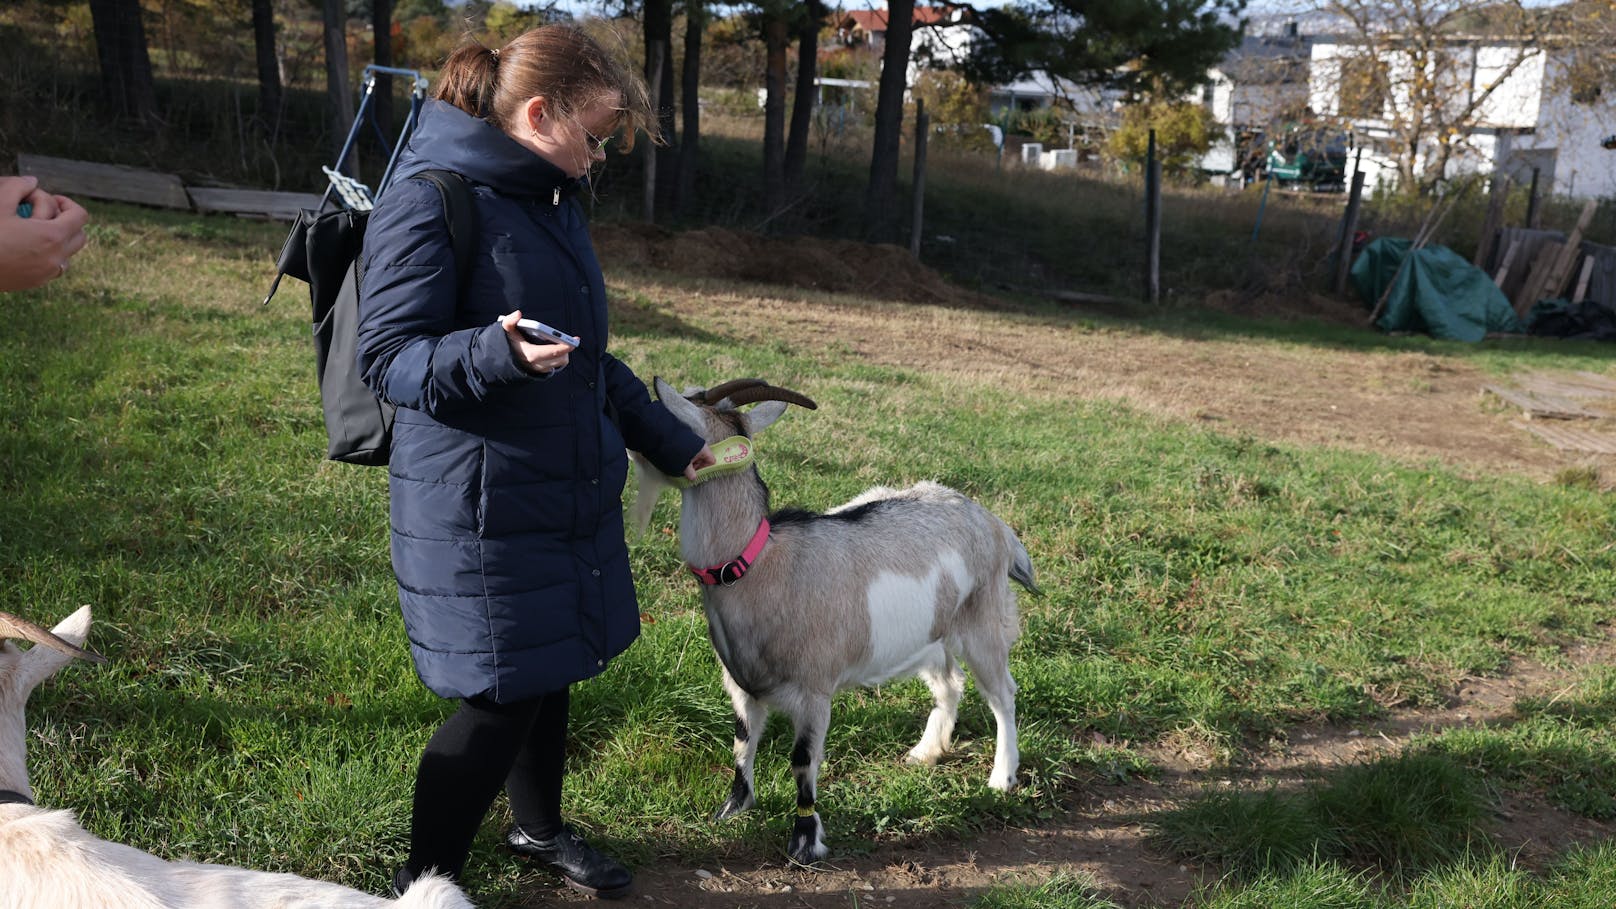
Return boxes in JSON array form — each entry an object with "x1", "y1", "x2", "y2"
[
  {"x1": 499, "y1": 309, "x2": 575, "y2": 375},
  {"x1": 684, "y1": 445, "x2": 716, "y2": 483},
  {"x1": 0, "y1": 177, "x2": 90, "y2": 293}
]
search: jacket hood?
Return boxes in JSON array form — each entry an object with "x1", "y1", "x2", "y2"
[{"x1": 390, "y1": 99, "x2": 582, "y2": 200}]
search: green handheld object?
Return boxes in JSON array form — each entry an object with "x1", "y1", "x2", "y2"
[
  {"x1": 16, "y1": 202, "x2": 32, "y2": 219},
  {"x1": 668, "y1": 435, "x2": 755, "y2": 488}
]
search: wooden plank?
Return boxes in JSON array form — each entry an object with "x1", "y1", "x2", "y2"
[
  {"x1": 1492, "y1": 238, "x2": 1521, "y2": 288},
  {"x1": 1473, "y1": 174, "x2": 1511, "y2": 269},
  {"x1": 1513, "y1": 241, "x2": 1564, "y2": 316},
  {"x1": 1542, "y1": 200, "x2": 1600, "y2": 300},
  {"x1": 1578, "y1": 242, "x2": 1616, "y2": 309},
  {"x1": 1572, "y1": 256, "x2": 1595, "y2": 303},
  {"x1": 1483, "y1": 384, "x2": 1598, "y2": 419},
  {"x1": 188, "y1": 187, "x2": 321, "y2": 221},
  {"x1": 17, "y1": 153, "x2": 189, "y2": 210},
  {"x1": 1571, "y1": 370, "x2": 1616, "y2": 393},
  {"x1": 1518, "y1": 373, "x2": 1616, "y2": 403},
  {"x1": 1495, "y1": 228, "x2": 1566, "y2": 303},
  {"x1": 1516, "y1": 421, "x2": 1616, "y2": 454}
]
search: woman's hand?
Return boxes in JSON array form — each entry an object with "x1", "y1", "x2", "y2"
[
  {"x1": 684, "y1": 444, "x2": 716, "y2": 483},
  {"x1": 500, "y1": 310, "x2": 575, "y2": 375}
]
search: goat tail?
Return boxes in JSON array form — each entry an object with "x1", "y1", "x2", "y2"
[
  {"x1": 394, "y1": 873, "x2": 477, "y2": 909},
  {"x1": 1002, "y1": 522, "x2": 1041, "y2": 596}
]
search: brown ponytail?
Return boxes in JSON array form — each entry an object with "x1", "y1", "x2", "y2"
[
  {"x1": 433, "y1": 25, "x2": 657, "y2": 151},
  {"x1": 434, "y1": 42, "x2": 501, "y2": 118}
]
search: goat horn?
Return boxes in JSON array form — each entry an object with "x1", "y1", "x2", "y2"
[
  {"x1": 723, "y1": 384, "x2": 818, "y2": 410},
  {"x1": 0, "y1": 611, "x2": 108, "y2": 664},
  {"x1": 694, "y1": 378, "x2": 769, "y2": 404}
]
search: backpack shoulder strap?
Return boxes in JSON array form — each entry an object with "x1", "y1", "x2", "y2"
[{"x1": 415, "y1": 169, "x2": 478, "y2": 294}]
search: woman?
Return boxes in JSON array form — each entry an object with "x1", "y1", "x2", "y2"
[{"x1": 356, "y1": 26, "x2": 713, "y2": 899}]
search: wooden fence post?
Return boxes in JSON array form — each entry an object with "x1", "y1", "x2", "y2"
[
  {"x1": 1332, "y1": 168, "x2": 1366, "y2": 295},
  {"x1": 1144, "y1": 129, "x2": 1161, "y2": 304},
  {"x1": 643, "y1": 39, "x2": 664, "y2": 224},
  {"x1": 1526, "y1": 167, "x2": 1542, "y2": 230}
]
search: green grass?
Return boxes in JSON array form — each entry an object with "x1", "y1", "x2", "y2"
[
  {"x1": 1419, "y1": 666, "x2": 1616, "y2": 819},
  {"x1": 4, "y1": 202, "x2": 1616, "y2": 907},
  {"x1": 1151, "y1": 753, "x2": 1490, "y2": 878},
  {"x1": 970, "y1": 850, "x2": 1616, "y2": 909}
]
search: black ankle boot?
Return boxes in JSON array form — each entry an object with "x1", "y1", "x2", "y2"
[
  {"x1": 390, "y1": 866, "x2": 418, "y2": 898},
  {"x1": 505, "y1": 824, "x2": 632, "y2": 899}
]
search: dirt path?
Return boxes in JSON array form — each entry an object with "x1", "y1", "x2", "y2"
[
  {"x1": 537, "y1": 228, "x2": 1616, "y2": 907},
  {"x1": 529, "y1": 634, "x2": 1616, "y2": 909}
]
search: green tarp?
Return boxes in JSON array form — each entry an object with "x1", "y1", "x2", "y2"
[{"x1": 1351, "y1": 237, "x2": 1524, "y2": 341}]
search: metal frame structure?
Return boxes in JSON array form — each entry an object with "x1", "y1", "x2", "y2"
[{"x1": 318, "y1": 65, "x2": 433, "y2": 212}]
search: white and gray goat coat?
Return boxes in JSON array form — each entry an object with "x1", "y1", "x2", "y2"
[
  {"x1": 0, "y1": 607, "x2": 475, "y2": 909},
  {"x1": 637, "y1": 378, "x2": 1038, "y2": 864}
]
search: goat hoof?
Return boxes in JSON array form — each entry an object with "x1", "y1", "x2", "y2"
[
  {"x1": 787, "y1": 839, "x2": 829, "y2": 865},
  {"x1": 988, "y1": 773, "x2": 1018, "y2": 792},
  {"x1": 905, "y1": 747, "x2": 943, "y2": 766},
  {"x1": 713, "y1": 797, "x2": 751, "y2": 821},
  {"x1": 786, "y1": 813, "x2": 828, "y2": 865}
]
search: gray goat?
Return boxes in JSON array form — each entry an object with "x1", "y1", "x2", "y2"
[{"x1": 638, "y1": 378, "x2": 1038, "y2": 864}]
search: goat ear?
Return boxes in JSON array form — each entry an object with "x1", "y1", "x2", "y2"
[
  {"x1": 16, "y1": 605, "x2": 100, "y2": 691},
  {"x1": 654, "y1": 377, "x2": 707, "y2": 433},
  {"x1": 744, "y1": 401, "x2": 790, "y2": 434}
]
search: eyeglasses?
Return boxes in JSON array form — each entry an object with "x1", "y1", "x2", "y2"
[{"x1": 580, "y1": 124, "x2": 612, "y2": 153}]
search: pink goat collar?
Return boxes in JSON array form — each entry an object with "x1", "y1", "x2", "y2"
[{"x1": 690, "y1": 518, "x2": 771, "y2": 586}]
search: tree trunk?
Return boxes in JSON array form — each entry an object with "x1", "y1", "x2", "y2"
[
  {"x1": 88, "y1": 0, "x2": 159, "y2": 126},
  {"x1": 675, "y1": 0, "x2": 704, "y2": 215},
  {"x1": 323, "y1": 0, "x2": 356, "y2": 176},
  {"x1": 644, "y1": 0, "x2": 677, "y2": 219},
  {"x1": 784, "y1": 0, "x2": 824, "y2": 197},
  {"x1": 762, "y1": 11, "x2": 789, "y2": 219},
  {"x1": 644, "y1": 39, "x2": 664, "y2": 222},
  {"x1": 373, "y1": 0, "x2": 394, "y2": 138},
  {"x1": 250, "y1": 0, "x2": 282, "y2": 130},
  {"x1": 863, "y1": 0, "x2": 915, "y2": 242}
]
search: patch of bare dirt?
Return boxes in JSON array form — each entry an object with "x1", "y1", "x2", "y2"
[
  {"x1": 550, "y1": 226, "x2": 1616, "y2": 908},
  {"x1": 1201, "y1": 288, "x2": 1376, "y2": 327},
  {"x1": 596, "y1": 224, "x2": 1616, "y2": 485},
  {"x1": 595, "y1": 223, "x2": 991, "y2": 309},
  {"x1": 520, "y1": 635, "x2": 1616, "y2": 909}
]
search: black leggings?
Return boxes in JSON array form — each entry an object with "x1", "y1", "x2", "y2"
[{"x1": 403, "y1": 687, "x2": 569, "y2": 881}]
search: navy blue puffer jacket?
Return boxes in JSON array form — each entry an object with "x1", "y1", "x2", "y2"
[{"x1": 356, "y1": 100, "x2": 703, "y2": 703}]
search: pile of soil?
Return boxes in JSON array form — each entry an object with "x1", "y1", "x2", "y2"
[
  {"x1": 1201, "y1": 288, "x2": 1374, "y2": 327},
  {"x1": 591, "y1": 222, "x2": 988, "y2": 308}
]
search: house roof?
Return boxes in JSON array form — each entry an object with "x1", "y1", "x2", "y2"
[
  {"x1": 838, "y1": 5, "x2": 960, "y2": 33},
  {"x1": 989, "y1": 71, "x2": 1118, "y2": 116},
  {"x1": 1215, "y1": 33, "x2": 1313, "y2": 84}
]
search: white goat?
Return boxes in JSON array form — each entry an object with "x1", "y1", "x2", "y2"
[
  {"x1": 637, "y1": 378, "x2": 1038, "y2": 864},
  {"x1": 0, "y1": 606, "x2": 474, "y2": 909}
]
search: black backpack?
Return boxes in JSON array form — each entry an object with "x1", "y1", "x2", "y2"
[{"x1": 264, "y1": 170, "x2": 477, "y2": 466}]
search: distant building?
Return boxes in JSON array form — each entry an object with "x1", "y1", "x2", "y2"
[
  {"x1": 1198, "y1": 25, "x2": 1316, "y2": 181},
  {"x1": 834, "y1": 5, "x2": 959, "y2": 51},
  {"x1": 1309, "y1": 36, "x2": 1616, "y2": 197},
  {"x1": 1203, "y1": 27, "x2": 1312, "y2": 131},
  {"x1": 832, "y1": 3, "x2": 1120, "y2": 158},
  {"x1": 988, "y1": 72, "x2": 1117, "y2": 121}
]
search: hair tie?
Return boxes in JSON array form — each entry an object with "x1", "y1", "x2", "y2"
[{"x1": 490, "y1": 46, "x2": 501, "y2": 59}]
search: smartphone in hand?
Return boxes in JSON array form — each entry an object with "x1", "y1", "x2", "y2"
[{"x1": 510, "y1": 317, "x2": 580, "y2": 348}]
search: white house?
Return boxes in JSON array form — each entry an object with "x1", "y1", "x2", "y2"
[
  {"x1": 1203, "y1": 28, "x2": 1313, "y2": 131},
  {"x1": 1309, "y1": 35, "x2": 1616, "y2": 197}
]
